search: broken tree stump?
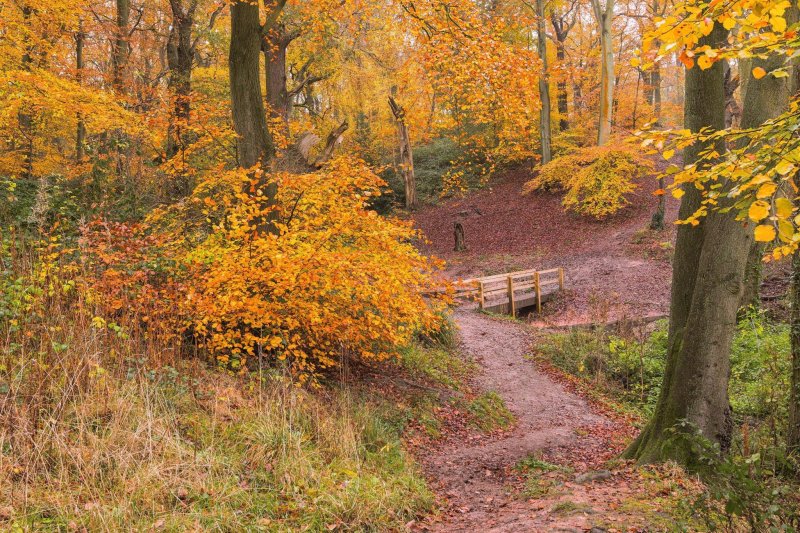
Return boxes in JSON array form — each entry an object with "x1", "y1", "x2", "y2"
[{"x1": 454, "y1": 222, "x2": 466, "y2": 252}]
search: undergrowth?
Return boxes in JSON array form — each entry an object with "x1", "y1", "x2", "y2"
[
  {"x1": 534, "y1": 310, "x2": 800, "y2": 530},
  {"x1": 0, "y1": 233, "x2": 461, "y2": 531}
]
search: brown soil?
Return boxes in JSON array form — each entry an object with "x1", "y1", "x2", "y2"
[
  {"x1": 415, "y1": 309, "x2": 683, "y2": 532},
  {"x1": 413, "y1": 167, "x2": 679, "y2": 326},
  {"x1": 411, "y1": 169, "x2": 696, "y2": 530}
]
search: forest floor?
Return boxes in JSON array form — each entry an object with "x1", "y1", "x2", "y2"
[
  {"x1": 414, "y1": 167, "x2": 679, "y2": 326},
  {"x1": 411, "y1": 169, "x2": 703, "y2": 531},
  {"x1": 412, "y1": 308, "x2": 698, "y2": 532}
]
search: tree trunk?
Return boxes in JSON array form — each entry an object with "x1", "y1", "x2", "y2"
[
  {"x1": 737, "y1": 51, "x2": 792, "y2": 310},
  {"x1": 592, "y1": 0, "x2": 614, "y2": 145},
  {"x1": 625, "y1": 23, "x2": 752, "y2": 467},
  {"x1": 166, "y1": 0, "x2": 196, "y2": 159},
  {"x1": 264, "y1": 25, "x2": 291, "y2": 124},
  {"x1": 229, "y1": 0, "x2": 282, "y2": 230},
  {"x1": 790, "y1": 247, "x2": 800, "y2": 453},
  {"x1": 75, "y1": 20, "x2": 86, "y2": 163},
  {"x1": 454, "y1": 222, "x2": 466, "y2": 252},
  {"x1": 537, "y1": 0, "x2": 552, "y2": 164},
  {"x1": 389, "y1": 96, "x2": 417, "y2": 209},
  {"x1": 113, "y1": 0, "x2": 130, "y2": 93}
]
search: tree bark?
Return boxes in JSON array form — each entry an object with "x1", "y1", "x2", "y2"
[
  {"x1": 264, "y1": 25, "x2": 291, "y2": 124},
  {"x1": 389, "y1": 96, "x2": 417, "y2": 209},
  {"x1": 737, "y1": 51, "x2": 791, "y2": 310},
  {"x1": 454, "y1": 222, "x2": 466, "y2": 252},
  {"x1": 591, "y1": 0, "x2": 614, "y2": 145},
  {"x1": 790, "y1": 244, "x2": 800, "y2": 454},
  {"x1": 113, "y1": 0, "x2": 131, "y2": 93},
  {"x1": 75, "y1": 20, "x2": 86, "y2": 163},
  {"x1": 166, "y1": 0, "x2": 196, "y2": 159},
  {"x1": 625, "y1": 23, "x2": 752, "y2": 467},
  {"x1": 537, "y1": 0, "x2": 552, "y2": 164},
  {"x1": 230, "y1": 0, "x2": 284, "y2": 231}
]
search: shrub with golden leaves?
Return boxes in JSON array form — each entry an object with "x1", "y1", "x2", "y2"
[
  {"x1": 524, "y1": 145, "x2": 655, "y2": 219},
  {"x1": 83, "y1": 157, "x2": 447, "y2": 382}
]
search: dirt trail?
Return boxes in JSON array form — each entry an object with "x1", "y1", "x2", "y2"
[{"x1": 420, "y1": 309, "x2": 622, "y2": 532}]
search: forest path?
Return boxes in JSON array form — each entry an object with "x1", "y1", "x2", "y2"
[{"x1": 418, "y1": 308, "x2": 633, "y2": 532}]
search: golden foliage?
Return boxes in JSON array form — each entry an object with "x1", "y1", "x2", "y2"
[
  {"x1": 85, "y1": 157, "x2": 448, "y2": 382},
  {"x1": 524, "y1": 145, "x2": 655, "y2": 219}
]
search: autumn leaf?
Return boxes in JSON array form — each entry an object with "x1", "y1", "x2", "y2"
[
  {"x1": 754, "y1": 224, "x2": 777, "y2": 242},
  {"x1": 752, "y1": 67, "x2": 767, "y2": 79},
  {"x1": 748, "y1": 201, "x2": 770, "y2": 222}
]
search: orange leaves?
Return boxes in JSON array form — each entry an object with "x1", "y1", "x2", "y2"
[{"x1": 172, "y1": 157, "x2": 449, "y2": 379}]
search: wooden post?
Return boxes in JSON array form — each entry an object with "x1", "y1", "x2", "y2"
[
  {"x1": 534, "y1": 271, "x2": 542, "y2": 313},
  {"x1": 454, "y1": 222, "x2": 466, "y2": 251},
  {"x1": 559, "y1": 268, "x2": 565, "y2": 291},
  {"x1": 507, "y1": 275, "x2": 515, "y2": 316},
  {"x1": 478, "y1": 281, "x2": 485, "y2": 310}
]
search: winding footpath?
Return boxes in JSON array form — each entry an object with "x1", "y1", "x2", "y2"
[{"x1": 420, "y1": 309, "x2": 619, "y2": 532}]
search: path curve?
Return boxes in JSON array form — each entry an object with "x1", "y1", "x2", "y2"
[{"x1": 421, "y1": 308, "x2": 614, "y2": 531}]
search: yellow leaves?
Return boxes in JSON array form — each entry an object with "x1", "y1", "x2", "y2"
[
  {"x1": 756, "y1": 182, "x2": 777, "y2": 199},
  {"x1": 697, "y1": 55, "x2": 715, "y2": 70},
  {"x1": 770, "y1": 15, "x2": 787, "y2": 32},
  {"x1": 755, "y1": 224, "x2": 777, "y2": 242},
  {"x1": 776, "y1": 197, "x2": 794, "y2": 219},
  {"x1": 752, "y1": 67, "x2": 767, "y2": 79},
  {"x1": 775, "y1": 159, "x2": 795, "y2": 175},
  {"x1": 672, "y1": 188, "x2": 686, "y2": 199},
  {"x1": 663, "y1": 149, "x2": 675, "y2": 160},
  {"x1": 748, "y1": 200, "x2": 771, "y2": 222}
]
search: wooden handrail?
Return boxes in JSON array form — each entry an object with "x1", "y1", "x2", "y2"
[{"x1": 457, "y1": 267, "x2": 565, "y2": 316}]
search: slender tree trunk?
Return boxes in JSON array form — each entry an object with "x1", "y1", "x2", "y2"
[
  {"x1": 555, "y1": 42, "x2": 569, "y2": 131},
  {"x1": 786, "y1": 7, "x2": 800, "y2": 456},
  {"x1": 592, "y1": 0, "x2": 614, "y2": 145},
  {"x1": 264, "y1": 25, "x2": 291, "y2": 124},
  {"x1": 536, "y1": 0, "x2": 552, "y2": 164},
  {"x1": 113, "y1": 0, "x2": 130, "y2": 93},
  {"x1": 389, "y1": 96, "x2": 417, "y2": 209},
  {"x1": 652, "y1": 64, "x2": 662, "y2": 123},
  {"x1": 166, "y1": 0, "x2": 196, "y2": 160},
  {"x1": 230, "y1": 0, "x2": 282, "y2": 230},
  {"x1": 18, "y1": 4, "x2": 34, "y2": 180},
  {"x1": 625, "y1": 23, "x2": 752, "y2": 467},
  {"x1": 790, "y1": 240, "x2": 800, "y2": 454},
  {"x1": 75, "y1": 20, "x2": 86, "y2": 163}
]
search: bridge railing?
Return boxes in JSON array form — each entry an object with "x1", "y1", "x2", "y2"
[{"x1": 454, "y1": 267, "x2": 565, "y2": 315}]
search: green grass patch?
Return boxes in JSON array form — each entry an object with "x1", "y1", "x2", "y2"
[{"x1": 465, "y1": 391, "x2": 515, "y2": 432}]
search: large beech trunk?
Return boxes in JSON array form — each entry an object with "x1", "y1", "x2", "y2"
[
  {"x1": 536, "y1": 0, "x2": 552, "y2": 164},
  {"x1": 737, "y1": 49, "x2": 792, "y2": 310},
  {"x1": 389, "y1": 96, "x2": 416, "y2": 209},
  {"x1": 264, "y1": 26, "x2": 291, "y2": 123},
  {"x1": 625, "y1": 23, "x2": 753, "y2": 466}
]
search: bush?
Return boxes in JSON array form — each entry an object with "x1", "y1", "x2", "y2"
[
  {"x1": 524, "y1": 145, "x2": 655, "y2": 219},
  {"x1": 83, "y1": 156, "x2": 449, "y2": 382}
]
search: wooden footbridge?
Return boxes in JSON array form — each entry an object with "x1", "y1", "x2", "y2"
[{"x1": 455, "y1": 268, "x2": 565, "y2": 316}]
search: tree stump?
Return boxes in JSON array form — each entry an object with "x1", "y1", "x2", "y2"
[{"x1": 454, "y1": 222, "x2": 466, "y2": 252}]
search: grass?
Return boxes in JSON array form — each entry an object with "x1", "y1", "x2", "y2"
[
  {"x1": 0, "y1": 246, "x2": 461, "y2": 531},
  {"x1": 1, "y1": 362, "x2": 437, "y2": 531},
  {"x1": 399, "y1": 343, "x2": 474, "y2": 391},
  {"x1": 465, "y1": 391, "x2": 515, "y2": 432}
]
